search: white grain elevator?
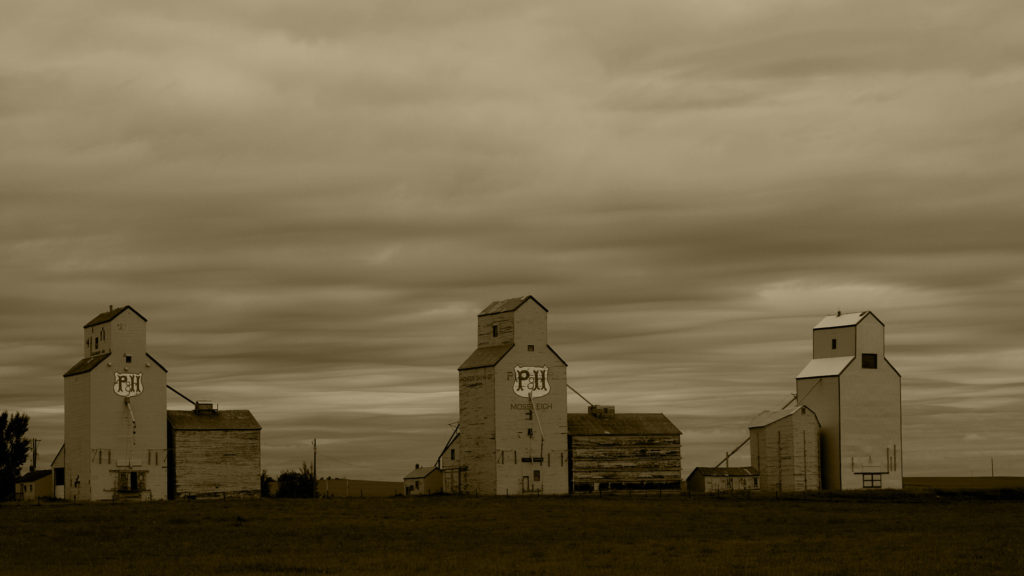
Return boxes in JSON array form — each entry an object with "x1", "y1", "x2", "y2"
[
  {"x1": 795, "y1": 311, "x2": 902, "y2": 490},
  {"x1": 62, "y1": 306, "x2": 168, "y2": 501},
  {"x1": 454, "y1": 296, "x2": 569, "y2": 495}
]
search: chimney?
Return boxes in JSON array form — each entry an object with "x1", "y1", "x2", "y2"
[{"x1": 588, "y1": 405, "x2": 615, "y2": 418}]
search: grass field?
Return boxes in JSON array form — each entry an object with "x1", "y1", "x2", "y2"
[{"x1": 3, "y1": 491, "x2": 1023, "y2": 575}]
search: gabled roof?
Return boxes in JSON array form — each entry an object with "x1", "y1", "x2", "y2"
[
  {"x1": 63, "y1": 353, "x2": 111, "y2": 377},
  {"x1": 51, "y1": 444, "x2": 65, "y2": 468},
  {"x1": 403, "y1": 466, "x2": 439, "y2": 480},
  {"x1": 749, "y1": 404, "x2": 819, "y2": 429},
  {"x1": 84, "y1": 305, "x2": 147, "y2": 328},
  {"x1": 167, "y1": 410, "x2": 261, "y2": 431},
  {"x1": 147, "y1": 353, "x2": 168, "y2": 373},
  {"x1": 796, "y1": 356, "x2": 854, "y2": 379},
  {"x1": 16, "y1": 469, "x2": 52, "y2": 483},
  {"x1": 546, "y1": 345, "x2": 568, "y2": 367},
  {"x1": 458, "y1": 344, "x2": 514, "y2": 371},
  {"x1": 478, "y1": 295, "x2": 547, "y2": 316},
  {"x1": 688, "y1": 467, "x2": 758, "y2": 479},
  {"x1": 814, "y1": 311, "x2": 882, "y2": 330},
  {"x1": 568, "y1": 412, "x2": 681, "y2": 436}
]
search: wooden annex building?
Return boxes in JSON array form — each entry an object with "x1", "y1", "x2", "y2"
[
  {"x1": 749, "y1": 404, "x2": 820, "y2": 493},
  {"x1": 568, "y1": 405, "x2": 682, "y2": 493},
  {"x1": 686, "y1": 467, "x2": 759, "y2": 493},
  {"x1": 167, "y1": 403, "x2": 262, "y2": 499}
]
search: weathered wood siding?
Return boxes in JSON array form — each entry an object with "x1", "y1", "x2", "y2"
[
  {"x1": 170, "y1": 429, "x2": 260, "y2": 498},
  {"x1": 751, "y1": 408, "x2": 820, "y2": 492},
  {"x1": 569, "y1": 435, "x2": 680, "y2": 491}
]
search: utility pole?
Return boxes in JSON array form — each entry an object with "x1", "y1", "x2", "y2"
[
  {"x1": 29, "y1": 439, "x2": 39, "y2": 472},
  {"x1": 991, "y1": 457, "x2": 995, "y2": 477},
  {"x1": 312, "y1": 438, "x2": 318, "y2": 497}
]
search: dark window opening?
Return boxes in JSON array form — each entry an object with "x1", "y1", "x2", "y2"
[
  {"x1": 527, "y1": 428, "x2": 533, "y2": 437},
  {"x1": 94, "y1": 337, "x2": 99, "y2": 349},
  {"x1": 125, "y1": 354, "x2": 132, "y2": 364},
  {"x1": 862, "y1": 473, "x2": 882, "y2": 489},
  {"x1": 831, "y1": 339, "x2": 837, "y2": 350},
  {"x1": 862, "y1": 353, "x2": 878, "y2": 369},
  {"x1": 450, "y1": 449, "x2": 455, "y2": 460},
  {"x1": 533, "y1": 470, "x2": 541, "y2": 482},
  {"x1": 528, "y1": 345, "x2": 534, "y2": 351},
  {"x1": 492, "y1": 325, "x2": 498, "y2": 337}
]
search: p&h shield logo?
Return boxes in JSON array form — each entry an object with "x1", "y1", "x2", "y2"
[
  {"x1": 113, "y1": 372, "x2": 143, "y2": 398},
  {"x1": 512, "y1": 366, "x2": 549, "y2": 398}
]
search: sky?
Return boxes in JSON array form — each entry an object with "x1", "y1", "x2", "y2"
[{"x1": 3, "y1": 1, "x2": 1024, "y2": 481}]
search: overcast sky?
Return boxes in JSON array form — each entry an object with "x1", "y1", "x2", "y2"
[{"x1": 3, "y1": 1, "x2": 1024, "y2": 481}]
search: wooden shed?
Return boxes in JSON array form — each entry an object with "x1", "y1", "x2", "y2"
[
  {"x1": 167, "y1": 404, "x2": 261, "y2": 499},
  {"x1": 403, "y1": 465, "x2": 443, "y2": 496},
  {"x1": 567, "y1": 405, "x2": 682, "y2": 493},
  {"x1": 749, "y1": 404, "x2": 820, "y2": 493},
  {"x1": 685, "y1": 467, "x2": 759, "y2": 493},
  {"x1": 15, "y1": 470, "x2": 53, "y2": 501}
]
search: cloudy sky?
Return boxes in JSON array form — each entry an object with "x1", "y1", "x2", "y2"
[{"x1": 3, "y1": 1, "x2": 1024, "y2": 480}]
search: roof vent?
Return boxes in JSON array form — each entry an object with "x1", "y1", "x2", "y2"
[
  {"x1": 588, "y1": 405, "x2": 615, "y2": 418},
  {"x1": 195, "y1": 401, "x2": 217, "y2": 415}
]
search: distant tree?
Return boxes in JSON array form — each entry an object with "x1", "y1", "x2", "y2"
[
  {"x1": 0, "y1": 411, "x2": 30, "y2": 501},
  {"x1": 276, "y1": 462, "x2": 316, "y2": 498}
]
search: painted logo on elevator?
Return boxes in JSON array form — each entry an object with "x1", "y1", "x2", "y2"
[
  {"x1": 113, "y1": 372, "x2": 143, "y2": 398},
  {"x1": 513, "y1": 366, "x2": 549, "y2": 398}
]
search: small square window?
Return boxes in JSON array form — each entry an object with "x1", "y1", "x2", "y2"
[
  {"x1": 831, "y1": 339, "x2": 837, "y2": 350},
  {"x1": 528, "y1": 345, "x2": 535, "y2": 351},
  {"x1": 862, "y1": 353, "x2": 878, "y2": 369},
  {"x1": 125, "y1": 354, "x2": 133, "y2": 364},
  {"x1": 862, "y1": 473, "x2": 882, "y2": 489}
]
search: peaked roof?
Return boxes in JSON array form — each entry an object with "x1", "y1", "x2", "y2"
[
  {"x1": 749, "y1": 404, "x2": 819, "y2": 429},
  {"x1": 458, "y1": 344, "x2": 514, "y2": 371},
  {"x1": 568, "y1": 412, "x2": 681, "y2": 436},
  {"x1": 403, "y1": 466, "x2": 439, "y2": 480},
  {"x1": 16, "y1": 469, "x2": 52, "y2": 483},
  {"x1": 796, "y1": 356, "x2": 854, "y2": 379},
  {"x1": 478, "y1": 295, "x2": 547, "y2": 316},
  {"x1": 167, "y1": 410, "x2": 261, "y2": 431},
  {"x1": 814, "y1": 310, "x2": 882, "y2": 330},
  {"x1": 84, "y1": 305, "x2": 147, "y2": 328},
  {"x1": 63, "y1": 353, "x2": 111, "y2": 377}
]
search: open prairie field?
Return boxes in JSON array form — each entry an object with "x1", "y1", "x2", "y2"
[{"x1": 3, "y1": 492, "x2": 1023, "y2": 575}]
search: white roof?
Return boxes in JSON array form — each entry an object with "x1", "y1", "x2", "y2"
[
  {"x1": 814, "y1": 311, "x2": 870, "y2": 329},
  {"x1": 749, "y1": 404, "x2": 818, "y2": 429},
  {"x1": 796, "y1": 356, "x2": 853, "y2": 379}
]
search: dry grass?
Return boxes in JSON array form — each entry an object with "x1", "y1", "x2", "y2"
[{"x1": 3, "y1": 491, "x2": 1023, "y2": 575}]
